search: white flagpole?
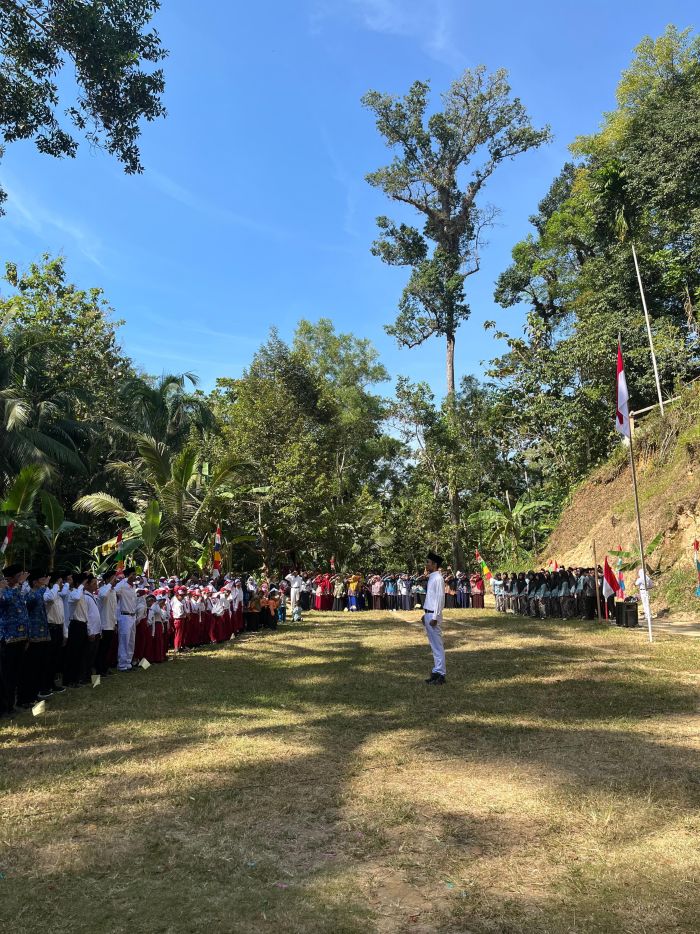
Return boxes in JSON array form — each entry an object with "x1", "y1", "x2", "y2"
[
  {"x1": 631, "y1": 241, "x2": 664, "y2": 415},
  {"x1": 627, "y1": 428, "x2": 653, "y2": 641}
]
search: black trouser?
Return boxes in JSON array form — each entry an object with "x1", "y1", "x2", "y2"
[
  {"x1": 95, "y1": 629, "x2": 115, "y2": 675},
  {"x1": 1, "y1": 640, "x2": 27, "y2": 713},
  {"x1": 48, "y1": 624, "x2": 64, "y2": 685},
  {"x1": 584, "y1": 595, "x2": 596, "y2": 619},
  {"x1": 64, "y1": 620, "x2": 88, "y2": 686},
  {"x1": 17, "y1": 640, "x2": 52, "y2": 703},
  {"x1": 82, "y1": 635, "x2": 100, "y2": 683}
]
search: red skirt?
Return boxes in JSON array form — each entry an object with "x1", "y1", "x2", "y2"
[
  {"x1": 233, "y1": 606, "x2": 244, "y2": 634},
  {"x1": 174, "y1": 616, "x2": 186, "y2": 650},
  {"x1": 206, "y1": 610, "x2": 218, "y2": 643},
  {"x1": 147, "y1": 621, "x2": 167, "y2": 663},
  {"x1": 133, "y1": 618, "x2": 149, "y2": 661},
  {"x1": 222, "y1": 609, "x2": 233, "y2": 640}
]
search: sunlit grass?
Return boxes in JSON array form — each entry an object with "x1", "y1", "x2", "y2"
[{"x1": 1, "y1": 609, "x2": 699, "y2": 933}]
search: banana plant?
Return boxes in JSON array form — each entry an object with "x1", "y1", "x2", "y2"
[
  {"x1": 0, "y1": 464, "x2": 48, "y2": 559},
  {"x1": 38, "y1": 491, "x2": 84, "y2": 571}
]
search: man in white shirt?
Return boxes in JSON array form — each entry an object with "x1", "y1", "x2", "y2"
[
  {"x1": 96, "y1": 571, "x2": 118, "y2": 676},
  {"x1": 422, "y1": 551, "x2": 447, "y2": 685},
  {"x1": 115, "y1": 569, "x2": 137, "y2": 672},
  {"x1": 285, "y1": 571, "x2": 303, "y2": 612}
]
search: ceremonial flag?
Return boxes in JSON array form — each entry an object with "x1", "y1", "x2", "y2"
[
  {"x1": 115, "y1": 530, "x2": 124, "y2": 572},
  {"x1": 213, "y1": 526, "x2": 222, "y2": 571},
  {"x1": 615, "y1": 342, "x2": 631, "y2": 438},
  {"x1": 694, "y1": 540, "x2": 700, "y2": 598},
  {"x1": 615, "y1": 544, "x2": 625, "y2": 595},
  {"x1": 602, "y1": 556, "x2": 619, "y2": 599},
  {"x1": 475, "y1": 548, "x2": 492, "y2": 581},
  {"x1": 330, "y1": 555, "x2": 336, "y2": 571},
  {"x1": 1, "y1": 521, "x2": 14, "y2": 554}
]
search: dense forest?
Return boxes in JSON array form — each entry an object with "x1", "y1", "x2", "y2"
[{"x1": 2, "y1": 25, "x2": 699, "y2": 576}]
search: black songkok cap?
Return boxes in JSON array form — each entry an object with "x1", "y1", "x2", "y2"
[{"x1": 427, "y1": 551, "x2": 443, "y2": 568}]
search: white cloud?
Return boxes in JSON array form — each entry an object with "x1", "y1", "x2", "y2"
[
  {"x1": 3, "y1": 177, "x2": 105, "y2": 268},
  {"x1": 311, "y1": 0, "x2": 465, "y2": 70}
]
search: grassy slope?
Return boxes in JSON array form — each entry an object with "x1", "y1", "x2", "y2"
[
  {"x1": 1, "y1": 611, "x2": 699, "y2": 934},
  {"x1": 543, "y1": 384, "x2": 700, "y2": 615}
]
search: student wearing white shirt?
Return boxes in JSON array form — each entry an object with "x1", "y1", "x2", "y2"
[
  {"x1": 115, "y1": 570, "x2": 138, "y2": 672},
  {"x1": 285, "y1": 572, "x2": 303, "y2": 612},
  {"x1": 44, "y1": 572, "x2": 66, "y2": 689},
  {"x1": 422, "y1": 551, "x2": 447, "y2": 685},
  {"x1": 82, "y1": 577, "x2": 102, "y2": 683},
  {"x1": 64, "y1": 574, "x2": 89, "y2": 687},
  {"x1": 95, "y1": 571, "x2": 118, "y2": 676}
]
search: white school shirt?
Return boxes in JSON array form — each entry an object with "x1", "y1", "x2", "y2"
[
  {"x1": 171, "y1": 596, "x2": 186, "y2": 619},
  {"x1": 98, "y1": 583, "x2": 117, "y2": 631},
  {"x1": 230, "y1": 587, "x2": 242, "y2": 611},
  {"x1": 115, "y1": 578, "x2": 137, "y2": 616},
  {"x1": 423, "y1": 571, "x2": 445, "y2": 625},
  {"x1": 67, "y1": 585, "x2": 88, "y2": 623},
  {"x1": 44, "y1": 584, "x2": 65, "y2": 628},
  {"x1": 84, "y1": 591, "x2": 102, "y2": 636},
  {"x1": 286, "y1": 574, "x2": 303, "y2": 590},
  {"x1": 148, "y1": 603, "x2": 166, "y2": 633}
]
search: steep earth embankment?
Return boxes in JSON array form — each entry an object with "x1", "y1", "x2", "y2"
[{"x1": 542, "y1": 383, "x2": 700, "y2": 614}]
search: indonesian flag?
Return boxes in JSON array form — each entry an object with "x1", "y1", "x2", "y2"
[
  {"x1": 475, "y1": 548, "x2": 493, "y2": 581},
  {"x1": 616, "y1": 342, "x2": 631, "y2": 438},
  {"x1": 213, "y1": 526, "x2": 222, "y2": 570},
  {"x1": 115, "y1": 530, "x2": 124, "y2": 572},
  {"x1": 602, "y1": 556, "x2": 620, "y2": 599},
  {"x1": 1, "y1": 521, "x2": 14, "y2": 554}
]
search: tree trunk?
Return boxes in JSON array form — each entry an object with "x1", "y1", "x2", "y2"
[{"x1": 445, "y1": 332, "x2": 465, "y2": 571}]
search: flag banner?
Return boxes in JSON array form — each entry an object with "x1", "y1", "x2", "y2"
[
  {"x1": 116, "y1": 530, "x2": 124, "y2": 572},
  {"x1": 615, "y1": 342, "x2": 631, "y2": 438},
  {"x1": 475, "y1": 548, "x2": 493, "y2": 581},
  {"x1": 1, "y1": 521, "x2": 14, "y2": 554},
  {"x1": 694, "y1": 540, "x2": 700, "y2": 598},
  {"x1": 602, "y1": 556, "x2": 620, "y2": 599},
  {"x1": 213, "y1": 526, "x2": 222, "y2": 571}
]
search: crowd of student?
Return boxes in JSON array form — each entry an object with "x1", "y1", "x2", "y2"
[{"x1": 2, "y1": 556, "x2": 647, "y2": 718}]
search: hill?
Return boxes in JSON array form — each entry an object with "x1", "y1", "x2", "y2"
[{"x1": 542, "y1": 382, "x2": 700, "y2": 615}]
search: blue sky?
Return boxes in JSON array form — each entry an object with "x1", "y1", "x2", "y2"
[{"x1": 1, "y1": 1, "x2": 697, "y2": 395}]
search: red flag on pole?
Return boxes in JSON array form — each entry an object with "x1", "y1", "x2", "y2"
[
  {"x1": 602, "y1": 556, "x2": 619, "y2": 599},
  {"x1": 616, "y1": 342, "x2": 631, "y2": 438},
  {"x1": 1, "y1": 521, "x2": 14, "y2": 554}
]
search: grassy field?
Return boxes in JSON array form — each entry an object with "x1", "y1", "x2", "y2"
[{"x1": 1, "y1": 609, "x2": 699, "y2": 934}]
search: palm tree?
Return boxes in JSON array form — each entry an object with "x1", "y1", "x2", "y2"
[
  {"x1": 0, "y1": 321, "x2": 85, "y2": 486},
  {"x1": 118, "y1": 372, "x2": 215, "y2": 448},
  {"x1": 75, "y1": 436, "x2": 243, "y2": 574}
]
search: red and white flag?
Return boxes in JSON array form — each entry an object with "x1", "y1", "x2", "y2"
[
  {"x1": 615, "y1": 342, "x2": 631, "y2": 438},
  {"x1": 1, "y1": 521, "x2": 14, "y2": 554},
  {"x1": 602, "y1": 556, "x2": 620, "y2": 599}
]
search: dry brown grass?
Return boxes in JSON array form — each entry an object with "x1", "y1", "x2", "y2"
[{"x1": 1, "y1": 609, "x2": 699, "y2": 933}]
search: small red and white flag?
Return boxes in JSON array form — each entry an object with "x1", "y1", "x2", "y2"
[
  {"x1": 1, "y1": 521, "x2": 14, "y2": 554},
  {"x1": 615, "y1": 342, "x2": 631, "y2": 438},
  {"x1": 602, "y1": 556, "x2": 620, "y2": 599}
]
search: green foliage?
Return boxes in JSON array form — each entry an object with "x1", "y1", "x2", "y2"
[{"x1": 0, "y1": 0, "x2": 167, "y2": 211}]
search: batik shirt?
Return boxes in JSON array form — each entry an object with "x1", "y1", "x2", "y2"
[
  {"x1": 25, "y1": 587, "x2": 50, "y2": 641},
  {"x1": 0, "y1": 585, "x2": 29, "y2": 642}
]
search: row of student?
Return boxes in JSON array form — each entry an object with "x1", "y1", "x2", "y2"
[
  {"x1": 0, "y1": 566, "x2": 291, "y2": 720},
  {"x1": 283, "y1": 570, "x2": 487, "y2": 612}
]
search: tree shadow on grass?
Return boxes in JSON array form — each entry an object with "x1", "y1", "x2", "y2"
[{"x1": 1, "y1": 615, "x2": 699, "y2": 933}]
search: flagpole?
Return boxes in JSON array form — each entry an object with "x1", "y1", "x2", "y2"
[
  {"x1": 592, "y1": 540, "x2": 602, "y2": 621},
  {"x1": 627, "y1": 426, "x2": 653, "y2": 642},
  {"x1": 631, "y1": 241, "x2": 664, "y2": 415}
]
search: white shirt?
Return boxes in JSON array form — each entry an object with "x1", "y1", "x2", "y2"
[
  {"x1": 44, "y1": 584, "x2": 65, "y2": 628},
  {"x1": 98, "y1": 583, "x2": 117, "y2": 631},
  {"x1": 148, "y1": 603, "x2": 166, "y2": 632},
  {"x1": 286, "y1": 574, "x2": 303, "y2": 590},
  {"x1": 84, "y1": 591, "x2": 102, "y2": 636},
  {"x1": 424, "y1": 571, "x2": 445, "y2": 624},
  {"x1": 115, "y1": 578, "x2": 137, "y2": 615},
  {"x1": 171, "y1": 596, "x2": 186, "y2": 619},
  {"x1": 67, "y1": 585, "x2": 88, "y2": 623}
]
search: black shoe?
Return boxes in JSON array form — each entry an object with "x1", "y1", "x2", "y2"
[
  {"x1": 425, "y1": 673, "x2": 439, "y2": 683},
  {"x1": 52, "y1": 684, "x2": 67, "y2": 694},
  {"x1": 38, "y1": 691, "x2": 54, "y2": 700},
  {"x1": 428, "y1": 674, "x2": 446, "y2": 685}
]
